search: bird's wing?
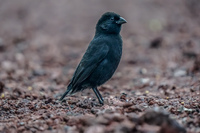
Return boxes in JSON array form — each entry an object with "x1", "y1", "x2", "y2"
[{"x1": 70, "y1": 44, "x2": 109, "y2": 88}]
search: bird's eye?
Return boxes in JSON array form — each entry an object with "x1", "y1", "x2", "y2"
[{"x1": 110, "y1": 18, "x2": 114, "y2": 21}]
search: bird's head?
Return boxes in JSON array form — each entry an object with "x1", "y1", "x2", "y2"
[{"x1": 96, "y1": 12, "x2": 127, "y2": 35}]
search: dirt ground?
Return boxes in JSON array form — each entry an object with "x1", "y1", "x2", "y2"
[{"x1": 0, "y1": 0, "x2": 200, "y2": 133}]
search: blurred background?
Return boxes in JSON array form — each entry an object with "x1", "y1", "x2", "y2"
[
  {"x1": 0, "y1": 0, "x2": 200, "y2": 94},
  {"x1": 0, "y1": 0, "x2": 200, "y2": 86},
  {"x1": 0, "y1": 0, "x2": 200, "y2": 132}
]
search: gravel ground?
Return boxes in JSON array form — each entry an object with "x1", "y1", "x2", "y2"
[{"x1": 0, "y1": 0, "x2": 200, "y2": 133}]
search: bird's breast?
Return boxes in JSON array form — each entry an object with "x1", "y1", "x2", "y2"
[{"x1": 108, "y1": 39, "x2": 122, "y2": 62}]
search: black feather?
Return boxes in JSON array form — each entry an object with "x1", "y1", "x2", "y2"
[{"x1": 59, "y1": 12, "x2": 126, "y2": 104}]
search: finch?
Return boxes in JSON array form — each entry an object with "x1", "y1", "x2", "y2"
[{"x1": 59, "y1": 12, "x2": 127, "y2": 104}]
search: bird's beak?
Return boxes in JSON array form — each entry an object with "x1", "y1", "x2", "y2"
[{"x1": 116, "y1": 17, "x2": 127, "y2": 24}]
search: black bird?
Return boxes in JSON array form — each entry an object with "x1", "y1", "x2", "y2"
[{"x1": 59, "y1": 12, "x2": 127, "y2": 104}]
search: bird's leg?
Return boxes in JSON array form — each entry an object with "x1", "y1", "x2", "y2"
[
  {"x1": 92, "y1": 87, "x2": 104, "y2": 104},
  {"x1": 96, "y1": 88, "x2": 104, "y2": 102}
]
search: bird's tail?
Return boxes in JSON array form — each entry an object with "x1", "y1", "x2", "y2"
[{"x1": 59, "y1": 84, "x2": 73, "y2": 101}]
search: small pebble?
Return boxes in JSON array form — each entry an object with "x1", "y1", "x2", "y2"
[
  {"x1": 141, "y1": 78, "x2": 150, "y2": 84},
  {"x1": 174, "y1": 69, "x2": 187, "y2": 77},
  {"x1": 28, "y1": 86, "x2": 32, "y2": 91},
  {"x1": 139, "y1": 68, "x2": 147, "y2": 75},
  {"x1": 1, "y1": 93, "x2": 4, "y2": 98}
]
